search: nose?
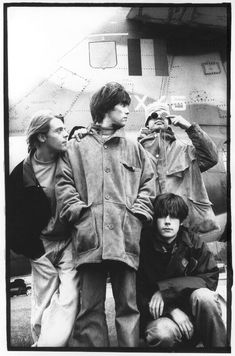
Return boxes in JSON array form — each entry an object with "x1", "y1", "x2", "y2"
[
  {"x1": 63, "y1": 128, "x2": 69, "y2": 138},
  {"x1": 164, "y1": 215, "x2": 171, "y2": 225},
  {"x1": 124, "y1": 107, "x2": 130, "y2": 115}
]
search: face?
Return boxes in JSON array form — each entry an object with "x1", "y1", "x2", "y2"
[
  {"x1": 44, "y1": 118, "x2": 68, "y2": 153},
  {"x1": 108, "y1": 104, "x2": 129, "y2": 128},
  {"x1": 147, "y1": 110, "x2": 169, "y2": 131},
  {"x1": 156, "y1": 215, "x2": 180, "y2": 244}
]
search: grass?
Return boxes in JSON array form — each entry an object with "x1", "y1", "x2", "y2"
[
  {"x1": 9, "y1": 284, "x2": 118, "y2": 348},
  {"x1": 10, "y1": 295, "x2": 33, "y2": 347}
]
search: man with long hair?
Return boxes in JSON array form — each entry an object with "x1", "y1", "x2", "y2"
[{"x1": 8, "y1": 110, "x2": 79, "y2": 347}]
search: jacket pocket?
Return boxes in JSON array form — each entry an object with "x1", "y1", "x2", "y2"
[
  {"x1": 72, "y1": 205, "x2": 99, "y2": 255},
  {"x1": 121, "y1": 161, "x2": 142, "y2": 206},
  {"x1": 184, "y1": 198, "x2": 219, "y2": 233},
  {"x1": 122, "y1": 207, "x2": 142, "y2": 256}
]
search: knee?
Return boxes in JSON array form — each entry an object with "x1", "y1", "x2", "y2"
[
  {"x1": 145, "y1": 318, "x2": 181, "y2": 348},
  {"x1": 60, "y1": 282, "x2": 79, "y2": 309},
  {"x1": 70, "y1": 287, "x2": 80, "y2": 305},
  {"x1": 190, "y1": 288, "x2": 219, "y2": 310}
]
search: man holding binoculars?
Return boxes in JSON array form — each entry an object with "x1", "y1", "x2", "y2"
[{"x1": 138, "y1": 97, "x2": 219, "y2": 237}]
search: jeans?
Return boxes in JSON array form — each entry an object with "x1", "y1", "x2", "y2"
[
  {"x1": 69, "y1": 261, "x2": 140, "y2": 347},
  {"x1": 30, "y1": 238, "x2": 79, "y2": 347},
  {"x1": 145, "y1": 288, "x2": 227, "y2": 348}
]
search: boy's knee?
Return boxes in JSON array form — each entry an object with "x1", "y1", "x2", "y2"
[
  {"x1": 190, "y1": 288, "x2": 216, "y2": 304},
  {"x1": 145, "y1": 318, "x2": 182, "y2": 348},
  {"x1": 190, "y1": 288, "x2": 220, "y2": 312}
]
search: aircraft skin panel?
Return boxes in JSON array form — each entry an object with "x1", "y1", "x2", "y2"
[
  {"x1": 59, "y1": 40, "x2": 90, "y2": 76},
  {"x1": 192, "y1": 7, "x2": 227, "y2": 27},
  {"x1": 128, "y1": 6, "x2": 227, "y2": 29},
  {"x1": 9, "y1": 67, "x2": 89, "y2": 135},
  {"x1": 166, "y1": 53, "x2": 227, "y2": 127},
  {"x1": 9, "y1": 136, "x2": 28, "y2": 172}
]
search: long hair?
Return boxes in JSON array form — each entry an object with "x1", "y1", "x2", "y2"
[
  {"x1": 26, "y1": 110, "x2": 64, "y2": 152},
  {"x1": 90, "y1": 82, "x2": 131, "y2": 123},
  {"x1": 153, "y1": 193, "x2": 189, "y2": 223}
]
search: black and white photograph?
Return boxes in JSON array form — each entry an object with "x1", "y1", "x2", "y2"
[{"x1": 3, "y1": 1, "x2": 231, "y2": 353}]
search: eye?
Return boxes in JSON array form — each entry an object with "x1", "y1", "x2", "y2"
[{"x1": 56, "y1": 128, "x2": 64, "y2": 133}]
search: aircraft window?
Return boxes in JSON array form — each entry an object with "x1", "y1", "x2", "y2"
[{"x1": 89, "y1": 41, "x2": 117, "y2": 69}]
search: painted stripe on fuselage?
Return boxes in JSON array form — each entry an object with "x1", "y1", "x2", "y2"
[{"x1": 128, "y1": 39, "x2": 142, "y2": 76}]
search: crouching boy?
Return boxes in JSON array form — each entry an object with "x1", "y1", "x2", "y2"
[{"x1": 137, "y1": 193, "x2": 227, "y2": 349}]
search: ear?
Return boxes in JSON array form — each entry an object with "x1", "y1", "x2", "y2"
[{"x1": 37, "y1": 133, "x2": 47, "y2": 143}]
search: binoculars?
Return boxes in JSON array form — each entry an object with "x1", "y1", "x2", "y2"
[{"x1": 150, "y1": 112, "x2": 172, "y2": 124}]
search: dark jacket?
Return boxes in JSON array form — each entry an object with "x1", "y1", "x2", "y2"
[
  {"x1": 136, "y1": 226, "x2": 219, "y2": 332},
  {"x1": 56, "y1": 125, "x2": 157, "y2": 270},
  {"x1": 7, "y1": 155, "x2": 51, "y2": 259}
]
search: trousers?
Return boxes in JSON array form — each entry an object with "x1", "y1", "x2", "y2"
[
  {"x1": 30, "y1": 238, "x2": 79, "y2": 347},
  {"x1": 69, "y1": 261, "x2": 140, "y2": 347},
  {"x1": 145, "y1": 288, "x2": 227, "y2": 349}
]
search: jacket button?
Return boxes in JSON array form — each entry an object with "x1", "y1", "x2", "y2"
[
  {"x1": 109, "y1": 224, "x2": 114, "y2": 230},
  {"x1": 105, "y1": 195, "x2": 110, "y2": 200},
  {"x1": 105, "y1": 168, "x2": 110, "y2": 173}
]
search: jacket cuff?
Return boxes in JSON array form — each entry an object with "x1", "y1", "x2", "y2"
[
  {"x1": 132, "y1": 208, "x2": 153, "y2": 222},
  {"x1": 62, "y1": 202, "x2": 88, "y2": 224},
  {"x1": 185, "y1": 122, "x2": 199, "y2": 134}
]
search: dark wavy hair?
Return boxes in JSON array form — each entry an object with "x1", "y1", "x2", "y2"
[
  {"x1": 90, "y1": 82, "x2": 131, "y2": 123},
  {"x1": 153, "y1": 193, "x2": 189, "y2": 223}
]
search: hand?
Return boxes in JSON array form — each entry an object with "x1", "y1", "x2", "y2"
[
  {"x1": 73, "y1": 128, "x2": 88, "y2": 142},
  {"x1": 168, "y1": 115, "x2": 191, "y2": 130},
  {"x1": 149, "y1": 291, "x2": 164, "y2": 319},
  {"x1": 169, "y1": 308, "x2": 194, "y2": 340}
]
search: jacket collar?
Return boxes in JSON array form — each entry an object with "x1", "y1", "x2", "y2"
[
  {"x1": 139, "y1": 126, "x2": 176, "y2": 143},
  {"x1": 152, "y1": 226, "x2": 193, "y2": 253},
  {"x1": 23, "y1": 152, "x2": 38, "y2": 187},
  {"x1": 88, "y1": 124, "x2": 126, "y2": 141}
]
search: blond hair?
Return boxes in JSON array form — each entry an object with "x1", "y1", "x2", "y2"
[{"x1": 26, "y1": 110, "x2": 63, "y2": 152}]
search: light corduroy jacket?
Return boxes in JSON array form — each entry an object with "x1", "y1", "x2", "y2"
[{"x1": 55, "y1": 126, "x2": 157, "y2": 270}]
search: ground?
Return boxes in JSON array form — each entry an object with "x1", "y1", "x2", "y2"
[
  {"x1": 9, "y1": 277, "x2": 227, "y2": 348},
  {"x1": 9, "y1": 283, "x2": 117, "y2": 348}
]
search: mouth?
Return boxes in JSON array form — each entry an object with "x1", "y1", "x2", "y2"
[
  {"x1": 162, "y1": 228, "x2": 172, "y2": 232},
  {"x1": 154, "y1": 120, "x2": 164, "y2": 125}
]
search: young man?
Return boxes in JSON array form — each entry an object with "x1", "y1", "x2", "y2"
[
  {"x1": 138, "y1": 98, "x2": 219, "y2": 236},
  {"x1": 7, "y1": 111, "x2": 79, "y2": 347},
  {"x1": 137, "y1": 193, "x2": 227, "y2": 350},
  {"x1": 55, "y1": 82, "x2": 157, "y2": 347}
]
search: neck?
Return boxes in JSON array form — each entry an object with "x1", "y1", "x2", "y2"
[
  {"x1": 35, "y1": 146, "x2": 57, "y2": 162},
  {"x1": 154, "y1": 233, "x2": 177, "y2": 248},
  {"x1": 96, "y1": 122, "x2": 116, "y2": 135}
]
